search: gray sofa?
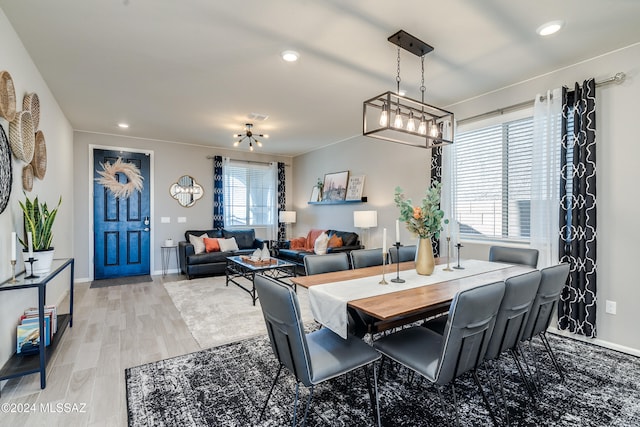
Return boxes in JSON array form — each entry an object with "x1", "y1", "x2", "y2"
[{"x1": 179, "y1": 229, "x2": 264, "y2": 279}]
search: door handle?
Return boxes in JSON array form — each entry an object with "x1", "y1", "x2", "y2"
[{"x1": 143, "y1": 227, "x2": 150, "y2": 232}]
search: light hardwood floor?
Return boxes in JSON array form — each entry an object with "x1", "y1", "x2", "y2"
[{"x1": 0, "y1": 274, "x2": 199, "y2": 427}]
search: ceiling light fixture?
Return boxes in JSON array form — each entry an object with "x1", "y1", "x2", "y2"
[
  {"x1": 118, "y1": 123, "x2": 129, "y2": 129},
  {"x1": 281, "y1": 50, "x2": 299, "y2": 62},
  {"x1": 537, "y1": 20, "x2": 564, "y2": 36},
  {"x1": 363, "y1": 30, "x2": 454, "y2": 149},
  {"x1": 233, "y1": 123, "x2": 268, "y2": 152}
]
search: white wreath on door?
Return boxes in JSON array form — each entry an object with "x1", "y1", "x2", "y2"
[{"x1": 96, "y1": 157, "x2": 144, "y2": 199}]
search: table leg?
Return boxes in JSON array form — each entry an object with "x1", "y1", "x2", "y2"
[{"x1": 38, "y1": 285, "x2": 46, "y2": 389}]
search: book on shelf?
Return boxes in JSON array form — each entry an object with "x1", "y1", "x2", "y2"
[{"x1": 16, "y1": 316, "x2": 50, "y2": 355}]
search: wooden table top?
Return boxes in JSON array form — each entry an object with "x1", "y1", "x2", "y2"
[{"x1": 291, "y1": 260, "x2": 535, "y2": 321}]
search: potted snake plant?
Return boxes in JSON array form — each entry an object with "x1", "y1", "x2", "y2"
[{"x1": 18, "y1": 193, "x2": 62, "y2": 275}]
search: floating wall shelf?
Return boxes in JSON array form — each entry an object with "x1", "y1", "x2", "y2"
[{"x1": 308, "y1": 197, "x2": 367, "y2": 205}]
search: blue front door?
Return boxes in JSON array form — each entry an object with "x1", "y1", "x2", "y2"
[{"x1": 93, "y1": 149, "x2": 151, "y2": 279}]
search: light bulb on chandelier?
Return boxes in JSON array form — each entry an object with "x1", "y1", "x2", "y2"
[{"x1": 232, "y1": 123, "x2": 268, "y2": 151}]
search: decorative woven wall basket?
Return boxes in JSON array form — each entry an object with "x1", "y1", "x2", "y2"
[
  {"x1": 22, "y1": 163, "x2": 34, "y2": 192},
  {"x1": 9, "y1": 110, "x2": 35, "y2": 163},
  {"x1": 23, "y1": 92, "x2": 40, "y2": 131},
  {"x1": 32, "y1": 130, "x2": 47, "y2": 179},
  {"x1": 0, "y1": 70, "x2": 17, "y2": 122},
  {"x1": 0, "y1": 125, "x2": 12, "y2": 215}
]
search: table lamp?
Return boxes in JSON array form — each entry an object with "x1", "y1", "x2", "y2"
[
  {"x1": 353, "y1": 210, "x2": 377, "y2": 248},
  {"x1": 279, "y1": 210, "x2": 297, "y2": 240}
]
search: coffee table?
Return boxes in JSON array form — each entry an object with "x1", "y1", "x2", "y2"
[{"x1": 225, "y1": 256, "x2": 297, "y2": 305}]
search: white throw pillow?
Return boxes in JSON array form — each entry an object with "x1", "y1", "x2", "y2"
[
  {"x1": 219, "y1": 237, "x2": 240, "y2": 252},
  {"x1": 314, "y1": 232, "x2": 329, "y2": 255},
  {"x1": 189, "y1": 233, "x2": 208, "y2": 254}
]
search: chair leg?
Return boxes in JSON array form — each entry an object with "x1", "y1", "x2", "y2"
[
  {"x1": 540, "y1": 332, "x2": 565, "y2": 382},
  {"x1": 259, "y1": 364, "x2": 282, "y2": 421},
  {"x1": 435, "y1": 385, "x2": 453, "y2": 427},
  {"x1": 494, "y1": 360, "x2": 510, "y2": 426},
  {"x1": 301, "y1": 385, "x2": 314, "y2": 427},
  {"x1": 364, "y1": 363, "x2": 382, "y2": 427},
  {"x1": 472, "y1": 370, "x2": 500, "y2": 427},
  {"x1": 509, "y1": 348, "x2": 537, "y2": 401}
]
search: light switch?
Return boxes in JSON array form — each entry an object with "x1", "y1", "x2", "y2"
[
  {"x1": 178, "y1": 217, "x2": 187, "y2": 223},
  {"x1": 160, "y1": 217, "x2": 170, "y2": 224}
]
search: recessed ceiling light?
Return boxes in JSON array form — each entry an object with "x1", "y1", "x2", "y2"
[
  {"x1": 537, "y1": 20, "x2": 564, "y2": 36},
  {"x1": 281, "y1": 50, "x2": 299, "y2": 62},
  {"x1": 118, "y1": 123, "x2": 129, "y2": 129},
  {"x1": 398, "y1": 90, "x2": 406, "y2": 97}
]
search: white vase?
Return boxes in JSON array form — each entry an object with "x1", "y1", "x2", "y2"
[{"x1": 22, "y1": 249, "x2": 55, "y2": 276}]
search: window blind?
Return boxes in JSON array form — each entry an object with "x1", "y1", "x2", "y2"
[
  {"x1": 455, "y1": 116, "x2": 533, "y2": 242},
  {"x1": 223, "y1": 161, "x2": 276, "y2": 227}
]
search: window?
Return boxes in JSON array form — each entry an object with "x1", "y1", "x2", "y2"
[
  {"x1": 223, "y1": 160, "x2": 277, "y2": 228},
  {"x1": 455, "y1": 112, "x2": 533, "y2": 242}
]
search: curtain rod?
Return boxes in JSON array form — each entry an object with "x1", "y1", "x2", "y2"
[
  {"x1": 457, "y1": 72, "x2": 626, "y2": 125},
  {"x1": 205, "y1": 155, "x2": 290, "y2": 167}
]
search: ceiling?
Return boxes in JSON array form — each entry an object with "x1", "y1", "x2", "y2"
[{"x1": 2, "y1": 0, "x2": 640, "y2": 157}]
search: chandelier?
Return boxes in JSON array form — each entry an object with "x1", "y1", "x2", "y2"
[
  {"x1": 363, "y1": 30, "x2": 454, "y2": 149},
  {"x1": 233, "y1": 123, "x2": 268, "y2": 151}
]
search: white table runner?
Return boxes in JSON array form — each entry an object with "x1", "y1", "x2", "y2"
[{"x1": 308, "y1": 259, "x2": 512, "y2": 338}]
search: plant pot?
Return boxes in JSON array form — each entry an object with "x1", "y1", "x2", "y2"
[
  {"x1": 22, "y1": 248, "x2": 55, "y2": 276},
  {"x1": 415, "y1": 238, "x2": 435, "y2": 276}
]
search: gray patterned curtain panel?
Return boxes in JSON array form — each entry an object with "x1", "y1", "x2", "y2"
[
  {"x1": 212, "y1": 155, "x2": 224, "y2": 229},
  {"x1": 558, "y1": 79, "x2": 597, "y2": 338}
]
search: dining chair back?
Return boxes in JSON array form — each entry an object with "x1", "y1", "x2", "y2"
[
  {"x1": 255, "y1": 274, "x2": 382, "y2": 426},
  {"x1": 388, "y1": 245, "x2": 417, "y2": 263},
  {"x1": 485, "y1": 270, "x2": 541, "y2": 361},
  {"x1": 489, "y1": 246, "x2": 539, "y2": 268},
  {"x1": 518, "y1": 263, "x2": 570, "y2": 383},
  {"x1": 304, "y1": 252, "x2": 349, "y2": 275},
  {"x1": 350, "y1": 248, "x2": 386, "y2": 269}
]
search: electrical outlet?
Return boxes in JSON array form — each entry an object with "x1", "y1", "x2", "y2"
[
  {"x1": 160, "y1": 217, "x2": 170, "y2": 223},
  {"x1": 605, "y1": 300, "x2": 617, "y2": 315},
  {"x1": 177, "y1": 217, "x2": 187, "y2": 223}
]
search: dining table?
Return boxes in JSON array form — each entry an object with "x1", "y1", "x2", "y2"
[{"x1": 290, "y1": 258, "x2": 535, "y2": 338}]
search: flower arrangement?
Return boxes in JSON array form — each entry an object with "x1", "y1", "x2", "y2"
[{"x1": 394, "y1": 182, "x2": 446, "y2": 239}]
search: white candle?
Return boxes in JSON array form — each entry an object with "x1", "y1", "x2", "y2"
[
  {"x1": 395, "y1": 220, "x2": 400, "y2": 243},
  {"x1": 10, "y1": 232, "x2": 16, "y2": 261},
  {"x1": 382, "y1": 228, "x2": 387, "y2": 254},
  {"x1": 27, "y1": 232, "x2": 33, "y2": 259},
  {"x1": 447, "y1": 221, "x2": 450, "y2": 239}
]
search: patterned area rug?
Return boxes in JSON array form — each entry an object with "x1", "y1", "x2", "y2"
[{"x1": 126, "y1": 333, "x2": 640, "y2": 426}]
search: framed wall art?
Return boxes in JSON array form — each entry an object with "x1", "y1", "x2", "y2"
[{"x1": 321, "y1": 171, "x2": 349, "y2": 201}]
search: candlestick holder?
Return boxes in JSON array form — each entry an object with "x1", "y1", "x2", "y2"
[
  {"x1": 9, "y1": 259, "x2": 19, "y2": 283},
  {"x1": 379, "y1": 252, "x2": 388, "y2": 285},
  {"x1": 390, "y1": 242, "x2": 405, "y2": 283},
  {"x1": 25, "y1": 257, "x2": 39, "y2": 279},
  {"x1": 443, "y1": 237, "x2": 453, "y2": 272},
  {"x1": 454, "y1": 243, "x2": 465, "y2": 270}
]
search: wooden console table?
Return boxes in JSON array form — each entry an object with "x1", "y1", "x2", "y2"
[{"x1": 0, "y1": 258, "x2": 74, "y2": 390}]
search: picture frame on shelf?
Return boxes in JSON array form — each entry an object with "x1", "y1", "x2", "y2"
[
  {"x1": 310, "y1": 186, "x2": 321, "y2": 202},
  {"x1": 345, "y1": 175, "x2": 365, "y2": 200},
  {"x1": 322, "y1": 171, "x2": 349, "y2": 201}
]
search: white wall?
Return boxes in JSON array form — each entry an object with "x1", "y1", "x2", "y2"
[
  {"x1": 293, "y1": 137, "x2": 431, "y2": 249},
  {"x1": 73, "y1": 131, "x2": 293, "y2": 280},
  {"x1": 0, "y1": 10, "x2": 74, "y2": 379},
  {"x1": 294, "y1": 43, "x2": 640, "y2": 354}
]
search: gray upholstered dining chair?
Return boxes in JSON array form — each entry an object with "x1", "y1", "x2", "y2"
[
  {"x1": 350, "y1": 248, "x2": 386, "y2": 269},
  {"x1": 488, "y1": 245, "x2": 539, "y2": 268},
  {"x1": 303, "y1": 252, "x2": 349, "y2": 275},
  {"x1": 255, "y1": 274, "x2": 381, "y2": 426},
  {"x1": 519, "y1": 263, "x2": 570, "y2": 383},
  {"x1": 388, "y1": 244, "x2": 416, "y2": 263},
  {"x1": 374, "y1": 281, "x2": 506, "y2": 425}
]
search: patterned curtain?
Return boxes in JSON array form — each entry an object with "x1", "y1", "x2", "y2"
[
  {"x1": 558, "y1": 79, "x2": 597, "y2": 338},
  {"x1": 212, "y1": 155, "x2": 224, "y2": 229},
  {"x1": 277, "y1": 162, "x2": 286, "y2": 241},
  {"x1": 430, "y1": 146, "x2": 443, "y2": 257}
]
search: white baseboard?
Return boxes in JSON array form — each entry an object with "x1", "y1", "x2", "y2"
[{"x1": 548, "y1": 327, "x2": 640, "y2": 357}]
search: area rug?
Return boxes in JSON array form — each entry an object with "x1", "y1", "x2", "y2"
[
  {"x1": 90, "y1": 274, "x2": 153, "y2": 288},
  {"x1": 164, "y1": 276, "x2": 315, "y2": 349},
  {"x1": 126, "y1": 333, "x2": 640, "y2": 426}
]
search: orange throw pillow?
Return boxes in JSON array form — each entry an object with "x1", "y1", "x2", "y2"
[
  {"x1": 327, "y1": 235, "x2": 343, "y2": 248},
  {"x1": 203, "y1": 237, "x2": 220, "y2": 252},
  {"x1": 290, "y1": 237, "x2": 306, "y2": 249}
]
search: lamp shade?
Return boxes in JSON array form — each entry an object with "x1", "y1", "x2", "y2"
[
  {"x1": 279, "y1": 210, "x2": 296, "y2": 224},
  {"x1": 354, "y1": 210, "x2": 377, "y2": 228}
]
